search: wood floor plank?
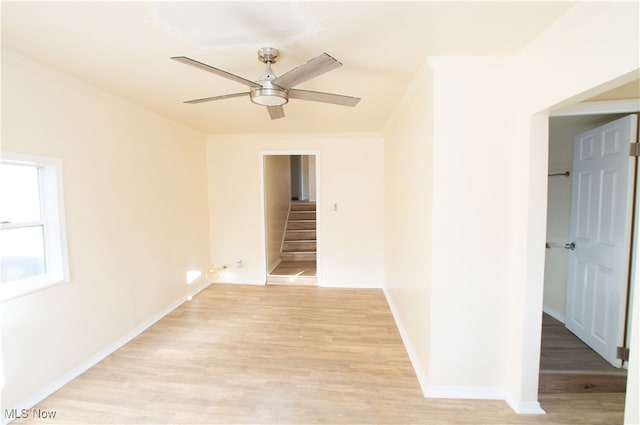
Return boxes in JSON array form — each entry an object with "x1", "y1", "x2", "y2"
[
  {"x1": 539, "y1": 373, "x2": 627, "y2": 394},
  {"x1": 539, "y1": 313, "x2": 625, "y2": 374},
  {"x1": 12, "y1": 285, "x2": 626, "y2": 424}
]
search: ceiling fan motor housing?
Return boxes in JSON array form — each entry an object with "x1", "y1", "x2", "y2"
[{"x1": 251, "y1": 51, "x2": 288, "y2": 106}]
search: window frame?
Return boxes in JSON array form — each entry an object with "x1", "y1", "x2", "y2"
[{"x1": 1, "y1": 152, "x2": 70, "y2": 302}]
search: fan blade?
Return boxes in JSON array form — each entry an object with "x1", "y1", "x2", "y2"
[
  {"x1": 267, "y1": 105, "x2": 285, "y2": 120},
  {"x1": 288, "y1": 89, "x2": 361, "y2": 107},
  {"x1": 272, "y1": 53, "x2": 342, "y2": 89},
  {"x1": 183, "y1": 92, "x2": 250, "y2": 104},
  {"x1": 171, "y1": 56, "x2": 260, "y2": 88}
]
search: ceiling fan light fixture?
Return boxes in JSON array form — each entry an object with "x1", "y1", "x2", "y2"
[{"x1": 250, "y1": 87, "x2": 288, "y2": 106}]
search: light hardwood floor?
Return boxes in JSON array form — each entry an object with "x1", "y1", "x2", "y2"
[{"x1": 13, "y1": 285, "x2": 626, "y2": 424}]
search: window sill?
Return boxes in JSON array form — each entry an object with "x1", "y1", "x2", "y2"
[{"x1": 1, "y1": 274, "x2": 69, "y2": 303}]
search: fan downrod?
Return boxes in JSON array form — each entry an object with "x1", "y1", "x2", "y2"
[{"x1": 257, "y1": 47, "x2": 280, "y2": 64}]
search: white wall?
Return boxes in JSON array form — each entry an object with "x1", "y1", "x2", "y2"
[
  {"x1": 300, "y1": 155, "x2": 310, "y2": 201},
  {"x1": 382, "y1": 58, "x2": 434, "y2": 388},
  {"x1": 308, "y1": 155, "x2": 317, "y2": 202},
  {"x1": 543, "y1": 180, "x2": 571, "y2": 320},
  {"x1": 544, "y1": 118, "x2": 576, "y2": 320},
  {"x1": 1, "y1": 51, "x2": 211, "y2": 411},
  {"x1": 263, "y1": 155, "x2": 290, "y2": 272},
  {"x1": 206, "y1": 134, "x2": 384, "y2": 287},
  {"x1": 427, "y1": 58, "x2": 519, "y2": 396},
  {"x1": 384, "y1": 56, "x2": 522, "y2": 400}
]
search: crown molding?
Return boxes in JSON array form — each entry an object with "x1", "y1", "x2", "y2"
[{"x1": 551, "y1": 99, "x2": 640, "y2": 117}]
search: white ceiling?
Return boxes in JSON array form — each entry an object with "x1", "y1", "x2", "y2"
[{"x1": 1, "y1": 1, "x2": 578, "y2": 135}]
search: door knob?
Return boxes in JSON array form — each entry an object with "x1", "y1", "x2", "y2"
[{"x1": 564, "y1": 242, "x2": 576, "y2": 251}]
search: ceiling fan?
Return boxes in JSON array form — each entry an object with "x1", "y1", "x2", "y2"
[{"x1": 171, "y1": 47, "x2": 361, "y2": 120}]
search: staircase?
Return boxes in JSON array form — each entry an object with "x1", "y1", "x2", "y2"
[
  {"x1": 267, "y1": 201, "x2": 317, "y2": 285},
  {"x1": 282, "y1": 201, "x2": 316, "y2": 262}
]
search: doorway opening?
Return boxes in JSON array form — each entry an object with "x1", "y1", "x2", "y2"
[
  {"x1": 541, "y1": 110, "x2": 638, "y2": 399},
  {"x1": 262, "y1": 153, "x2": 319, "y2": 286}
]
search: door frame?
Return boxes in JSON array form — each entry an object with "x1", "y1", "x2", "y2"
[
  {"x1": 551, "y1": 101, "x2": 640, "y2": 356},
  {"x1": 530, "y1": 96, "x2": 639, "y2": 401},
  {"x1": 259, "y1": 150, "x2": 321, "y2": 285}
]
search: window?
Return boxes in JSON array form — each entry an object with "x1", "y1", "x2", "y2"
[{"x1": 1, "y1": 153, "x2": 69, "y2": 301}]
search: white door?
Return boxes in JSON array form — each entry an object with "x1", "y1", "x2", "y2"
[{"x1": 566, "y1": 114, "x2": 638, "y2": 367}]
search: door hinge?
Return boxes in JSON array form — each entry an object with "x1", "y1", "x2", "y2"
[
  {"x1": 629, "y1": 143, "x2": 640, "y2": 157},
  {"x1": 617, "y1": 346, "x2": 630, "y2": 361}
]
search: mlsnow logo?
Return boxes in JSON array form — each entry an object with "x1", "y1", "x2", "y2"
[{"x1": 4, "y1": 408, "x2": 57, "y2": 420}]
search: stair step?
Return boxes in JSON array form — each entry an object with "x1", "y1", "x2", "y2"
[
  {"x1": 280, "y1": 252, "x2": 316, "y2": 262},
  {"x1": 290, "y1": 202, "x2": 316, "y2": 211},
  {"x1": 287, "y1": 220, "x2": 316, "y2": 230},
  {"x1": 270, "y1": 260, "x2": 316, "y2": 276},
  {"x1": 283, "y1": 241, "x2": 316, "y2": 252},
  {"x1": 289, "y1": 211, "x2": 316, "y2": 220},
  {"x1": 285, "y1": 230, "x2": 316, "y2": 240}
]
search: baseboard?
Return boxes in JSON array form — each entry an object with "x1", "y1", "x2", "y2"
[
  {"x1": 212, "y1": 279, "x2": 380, "y2": 288},
  {"x1": 320, "y1": 281, "x2": 382, "y2": 289},
  {"x1": 505, "y1": 395, "x2": 546, "y2": 415},
  {"x1": 424, "y1": 385, "x2": 508, "y2": 400},
  {"x1": 425, "y1": 386, "x2": 544, "y2": 414},
  {"x1": 215, "y1": 279, "x2": 266, "y2": 286},
  {"x1": 542, "y1": 304, "x2": 566, "y2": 323},
  {"x1": 382, "y1": 287, "x2": 429, "y2": 396},
  {"x1": 383, "y1": 287, "x2": 546, "y2": 416},
  {"x1": 4, "y1": 280, "x2": 212, "y2": 424}
]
